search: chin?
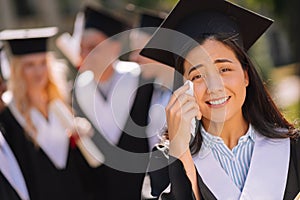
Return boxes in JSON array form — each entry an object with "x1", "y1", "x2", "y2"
[
  {"x1": 32, "y1": 83, "x2": 47, "y2": 90},
  {"x1": 203, "y1": 110, "x2": 229, "y2": 123}
]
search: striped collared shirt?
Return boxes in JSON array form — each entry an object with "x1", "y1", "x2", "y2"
[{"x1": 201, "y1": 125, "x2": 256, "y2": 190}]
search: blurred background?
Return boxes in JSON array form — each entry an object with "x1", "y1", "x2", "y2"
[{"x1": 0, "y1": 0, "x2": 299, "y2": 124}]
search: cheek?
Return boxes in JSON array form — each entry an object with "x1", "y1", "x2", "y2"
[
  {"x1": 230, "y1": 74, "x2": 247, "y2": 90},
  {"x1": 23, "y1": 68, "x2": 34, "y2": 80},
  {"x1": 226, "y1": 76, "x2": 248, "y2": 104},
  {"x1": 194, "y1": 83, "x2": 206, "y2": 105},
  {"x1": 41, "y1": 65, "x2": 48, "y2": 75}
]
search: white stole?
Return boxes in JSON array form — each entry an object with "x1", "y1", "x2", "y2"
[
  {"x1": 75, "y1": 66, "x2": 139, "y2": 145},
  {"x1": 193, "y1": 131, "x2": 290, "y2": 200},
  {"x1": 8, "y1": 100, "x2": 70, "y2": 169}
]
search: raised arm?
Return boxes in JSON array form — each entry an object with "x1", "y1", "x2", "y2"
[{"x1": 166, "y1": 83, "x2": 201, "y2": 200}]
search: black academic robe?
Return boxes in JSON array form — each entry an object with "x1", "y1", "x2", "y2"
[
  {"x1": 0, "y1": 172, "x2": 22, "y2": 200},
  {"x1": 0, "y1": 108, "x2": 91, "y2": 200},
  {"x1": 147, "y1": 138, "x2": 300, "y2": 200},
  {"x1": 73, "y1": 76, "x2": 154, "y2": 200}
]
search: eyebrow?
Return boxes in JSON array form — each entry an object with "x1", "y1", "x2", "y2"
[{"x1": 187, "y1": 58, "x2": 233, "y2": 75}]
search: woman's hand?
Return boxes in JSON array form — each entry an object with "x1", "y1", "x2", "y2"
[
  {"x1": 166, "y1": 83, "x2": 202, "y2": 158},
  {"x1": 68, "y1": 117, "x2": 94, "y2": 148},
  {"x1": 69, "y1": 117, "x2": 94, "y2": 138}
]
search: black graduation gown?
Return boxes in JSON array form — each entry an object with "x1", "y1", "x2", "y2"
[
  {"x1": 73, "y1": 76, "x2": 154, "y2": 200},
  {"x1": 0, "y1": 108, "x2": 90, "y2": 200},
  {"x1": 147, "y1": 138, "x2": 300, "y2": 200},
  {"x1": 0, "y1": 172, "x2": 22, "y2": 200}
]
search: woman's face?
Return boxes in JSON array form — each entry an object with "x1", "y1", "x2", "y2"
[
  {"x1": 183, "y1": 39, "x2": 249, "y2": 124},
  {"x1": 20, "y1": 53, "x2": 49, "y2": 91},
  {"x1": 80, "y1": 29, "x2": 108, "y2": 61}
]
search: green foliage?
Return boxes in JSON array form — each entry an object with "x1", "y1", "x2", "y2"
[
  {"x1": 235, "y1": 0, "x2": 286, "y2": 16},
  {"x1": 282, "y1": 101, "x2": 300, "y2": 128},
  {"x1": 125, "y1": 0, "x2": 177, "y2": 10}
]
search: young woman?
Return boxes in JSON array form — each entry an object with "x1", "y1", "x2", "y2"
[
  {"x1": 0, "y1": 27, "x2": 92, "y2": 200},
  {"x1": 140, "y1": 0, "x2": 300, "y2": 199}
]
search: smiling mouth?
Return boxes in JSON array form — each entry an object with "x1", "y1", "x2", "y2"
[{"x1": 206, "y1": 96, "x2": 230, "y2": 105}]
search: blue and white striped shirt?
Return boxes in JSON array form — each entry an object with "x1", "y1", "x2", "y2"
[{"x1": 201, "y1": 125, "x2": 255, "y2": 190}]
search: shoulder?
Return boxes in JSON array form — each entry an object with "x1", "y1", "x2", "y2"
[
  {"x1": 289, "y1": 137, "x2": 300, "y2": 174},
  {"x1": 290, "y1": 137, "x2": 300, "y2": 157},
  {"x1": 0, "y1": 107, "x2": 22, "y2": 136},
  {"x1": 0, "y1": 107, "x2": 14, "y2": 122},
  {"x1": 0, "y1": 107, "x2": 24, "y2": 145},
  {"x1": 114, "y1": 60, "x2": 140, "y2": 74}
]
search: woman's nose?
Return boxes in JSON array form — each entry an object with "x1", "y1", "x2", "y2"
[{"x1": 205, "y1": 72, "x2": 224, "y2": 95}]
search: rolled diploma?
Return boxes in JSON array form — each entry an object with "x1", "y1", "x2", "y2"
[{"x1": 52, "y1": 100, "x2": 104, "y2": 168}]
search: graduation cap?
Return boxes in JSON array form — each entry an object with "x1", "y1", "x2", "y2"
[
  {"x1": 0, "y1": 27, "x2": 58, "y2": 55},
  {"x1": 140, "y1": 0, "x2": 273, "y2": 69},
  {"x1": 126, "y1": 4, "x2": 166, "y2": 35},
  {"x1": 138, "y1": 12, "x2": 165, "y2": 35},
  {"x1": 84, "y1": 5, "x2": 127, "y2": 37}
]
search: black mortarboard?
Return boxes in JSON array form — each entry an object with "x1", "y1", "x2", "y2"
[
  {"x1": 125, "y1": 4, "x2": 166, "y2": 34},
  {"x1": 140, "y1": 0, "x2": 273, "y2": 69},
  {"x1": 84, "y1": 6, "x2": 127, "y2": 37},
  {"x1": 138, "y1": 13, "x2": 165, "y2": 35},
  {"x1": 0, "y1": 27, "x2": 58, "y2": 55}
]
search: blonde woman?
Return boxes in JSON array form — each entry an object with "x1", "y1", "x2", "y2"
[{"x1": 0, "y1": 27, "x2": 92, "y2": 200}]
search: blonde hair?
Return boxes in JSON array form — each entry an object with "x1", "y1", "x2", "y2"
[{"x1": 8, "y1": 52, "x2": 69, "y2": 144}]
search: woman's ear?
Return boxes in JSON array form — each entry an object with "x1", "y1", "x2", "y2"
[{"x1": 244, "y1": 70, "x2": 249, "y2": 87}]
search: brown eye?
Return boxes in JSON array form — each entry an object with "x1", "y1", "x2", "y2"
[
  {"x1": 220, "y1": 67, "x2": 231, "y2": 73},
  {"x1": 191, "y1": 74, "x2": 203, "y2": 81},
  {"x1": 23, "y1": 62, "x2": 34, "y2": 69}
]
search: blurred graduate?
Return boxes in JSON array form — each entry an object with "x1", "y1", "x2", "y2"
[
  {"x1": 72, "y1": 5, "x2": 159, "y2": 200},
  {"x1": 0, "y1": 27, "x2": 93, "y2": 200},
  {"x1": 128, "y1": 9, "x2": 174, "y2": 148}
]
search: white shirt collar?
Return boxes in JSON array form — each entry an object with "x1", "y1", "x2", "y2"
[{"x1": 201, "y1": 124, "x2": 255, "y2": 149}]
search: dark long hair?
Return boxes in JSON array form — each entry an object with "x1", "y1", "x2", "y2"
[{"x1": 174, "y1": 34, "x2": 299, "y2": 155}]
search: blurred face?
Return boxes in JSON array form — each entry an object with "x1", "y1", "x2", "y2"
[
  {"x1": 184, "y1": 39, "x2": 249, "y2": 125},
  {"x1": 20, "y1": 52, "x2": 49, "y2": 91},
  {"x1": 80, "y1": 29, "x2": 108, "y2": 61},
  {"x1": 129, "y1": 30, "x2": 153, "y2": 65},
  {"x1": 79, "y1": 29, "x2": 121, "y2": 80},
  {"x1": 129, "y1": 30, "x2": 174, "y2": 87},
  {"x1": 131, "y1": 49, "x2": 174, "y2": 86}
]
